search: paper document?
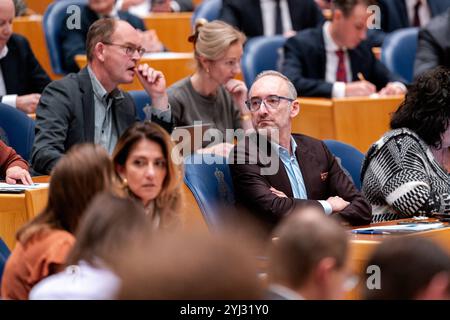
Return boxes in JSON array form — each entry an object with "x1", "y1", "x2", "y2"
[
  {"x1": 0, "y1": 182, "x2": 49, "y2": 192},
  {"x1": 352, "y1": 222, "x2": 445, "y2": 234}
]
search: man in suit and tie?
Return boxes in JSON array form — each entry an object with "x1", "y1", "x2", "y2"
[
  {"x1": 282, "y1": 0, "x2": 407, "y2": 98},
  {"x1": 369, "y1": 0, "x2": 450, "y2": 47},
  {"x1": 229, "y1": 70, "x2": 371, "y2": 233},
  {"x1": 32, "y1": 18, "x2": 171, "y2": 175},
  {"x1": 0, "y1": 0, "x2": 51, "y2": 114},
  {"x1": 266, "y1": 205, "x2": 350, "y2": 300},
  {"x1": 61, "y1": 0, "x2": 164, "y2": 73},
  {"x1": 219, "y1": 0, "x2": 324, "y2": 38}
]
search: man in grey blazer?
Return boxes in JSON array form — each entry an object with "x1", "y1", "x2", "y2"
[{"x1": 31, "y1": 18, "x2": 171, "y2": 175}]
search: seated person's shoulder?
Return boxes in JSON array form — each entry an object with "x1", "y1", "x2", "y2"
[
  {"x1": 167, "y1": 77, "x2": 193, "y2": 100},
  {"x1": 367, "y1": 128, "x2": 425, "y2": 158},
  {"x1": 287, "y1": 27, "x2": 321, "y2": 46},
  {"x1": 7, "y1": 33, "x2": 31, "y2": 49},
  {"x1": 292, "y1": 133, "x2": 327, "y2": 152},
  {"x1": 429, "y1": 10, "x2": 450, "y2": 30}
]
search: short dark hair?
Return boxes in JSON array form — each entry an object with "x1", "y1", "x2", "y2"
[
  {"x1": 268, "y1": 206, "x2": 348, "y2": 289},
  {"x1": 363, "y1": 237, "x2": 450, "y2": 299},
  {"x1": 332, "y1": 0, "x2": 375, "y2": 17},
  {"x1": 86, "y1": 18, "x2": 116, "y2": 62},
  {"x1": 390, "y1": 66, "x2": 450, "y2": 148}
]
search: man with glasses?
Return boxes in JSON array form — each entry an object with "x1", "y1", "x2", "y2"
[
  {"x1": 31, "y1": 18, "x2": 171, "y2": 175},
  {"x1": 229, "y1": 70, "x2": 371, "y2": 233}
]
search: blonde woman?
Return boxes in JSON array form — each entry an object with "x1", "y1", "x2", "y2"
[{"x1": 167, "y1": 20, "x2": 252, "y2": 155}]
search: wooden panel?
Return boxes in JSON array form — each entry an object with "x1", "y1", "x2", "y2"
[
  {"x1": 25, "y1": 0, "x2": 53, "y2": 15},
  {"x1": 332, "y1": 95, "x2": 403, "y2": 153},
  {"x1": 75, "y1": 53, "x2": 195, "y2": 90},
  {"x1": 0, "y1": 181, "x2": 49, "y2": 249},
  {"x1": 12, "y1": 15, "x2": 62, "y2": 81},
  {"x1": 0, "y1": 194, "x2": 28, "y2": 249},
  {"x1": 143, "y1": 12, "x2": 193, "y2": 52},
  {"x1": 293, "y1": 98, "x2": 335, "y2": 139},
  {"x1": 292, "y1": 96, "x2": 404, "y2": 153}
]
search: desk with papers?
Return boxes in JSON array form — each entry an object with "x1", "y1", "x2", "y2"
[{"x1": 347, "y1": 218, "x2": 450, "y2": 299}]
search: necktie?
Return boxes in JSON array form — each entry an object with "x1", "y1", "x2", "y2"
[
  {"x1": 274, "y1": 0, "x2": 283, "y2": 35},
  {"x1": 335, "y1": 49, "x2": 347, "y2": 83},
  {"x1": 413, "y1": 0, "x2": 422, "y2": 27}
]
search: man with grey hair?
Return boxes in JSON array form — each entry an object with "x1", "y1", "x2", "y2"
[{"x1": 229, "y1": 70, "x2": 371, "y2": 234}]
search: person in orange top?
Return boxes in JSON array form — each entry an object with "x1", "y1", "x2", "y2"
[
  {"x1": 0, "y1": 139, "x2": 32, "y2": 184},
  {"x1": 1, "y1": 144, "x2": 119, "y2": 300}
]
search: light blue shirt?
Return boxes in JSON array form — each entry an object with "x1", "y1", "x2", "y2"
[{"x1": 274, "y1": 136, "x2": 332, "y2": 215}]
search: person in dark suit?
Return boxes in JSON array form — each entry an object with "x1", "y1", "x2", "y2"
[
  {"x1": 0, "y1": 0, "x2": 51, "y2": 114},
  {"x1": 282, "y1": 0, "x2": 406, "y2": 98},
  {"x1": 31, "y1": 18, "x2": 171, "y2": 175},
  {"x1": 413, "y1": 9, "x2": 450, "y2": 79},
  {"x1": 219, "y1": 0, "x2": 324, "y2": 38},
  {"x1": 369, "y1": 0, "x2": 450, "y2": 47},
  {"x1": 229, "y1": 70, "x2": 371, "y2": 233},
  {"x1": 61, "y1": 0, "x2": 164, "y2": 73},
  {"x1": 266, "y1": 205, "x2": 350, "y2": 300}
]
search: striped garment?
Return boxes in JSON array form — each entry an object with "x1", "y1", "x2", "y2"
[{"x1": 361, "y1": 128, "x2": 450, "y2": 222}]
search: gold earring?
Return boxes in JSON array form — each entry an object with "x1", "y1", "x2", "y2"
[{"x1": 122, "y1": 178, "x2": 128, "y2": 187}]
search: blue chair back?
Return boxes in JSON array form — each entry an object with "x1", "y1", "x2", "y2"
[
  {"x1": 43, "y1": 0, "x2": 87, "y2": 75},
  {"x1": 242, "y1": 35, "x2": 286, "y2": 88},
  {"x1": 0, "y1": 238, "x2": 11, "y2": 288},
  {"x1": 191, "y1": 0, "x2": 222, "y2": 26},
  {"x1": 128, "y1": 90, "x2": 152, "y2": 121},
  {"x1": 381, "y1": 27, "x2": 419, "y2": 84},
  {"x1": 184, "y1": 153, "x2": 235, "y2": 230},
  {"x1": 324, "y1": 140, "x2": 365, "y2": 190},
  {"x1": 0, "y1": 103, "x2": 35, "y2": 161}
]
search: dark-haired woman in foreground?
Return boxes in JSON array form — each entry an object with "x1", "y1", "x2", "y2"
[{"x1": 361, "y1": 67, "x2": 450, "y2": 222}]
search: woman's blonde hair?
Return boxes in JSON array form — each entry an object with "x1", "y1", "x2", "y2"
[
  {"x1": 189, "y1": 19, "x2": 246, "y2": 70},
  {"x1": 112, "y1": 121, "x2": 183, "y2": 229}
]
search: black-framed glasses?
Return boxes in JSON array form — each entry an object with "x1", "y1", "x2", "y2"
[
  {"x1": 102, "y1": 42, "x2": 146, "y2": 57},
  {"x1": 245, "y1": 95, "x2": 294, "y2": 112}
]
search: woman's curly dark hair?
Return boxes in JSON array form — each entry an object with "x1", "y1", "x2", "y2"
[{"x1": 390, "y1": 66, "x2": 450, "y2": 149}]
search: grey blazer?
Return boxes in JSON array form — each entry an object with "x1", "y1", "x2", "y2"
[{"x1": 31, "y1": 68, "x2": 138, "y2": 175}]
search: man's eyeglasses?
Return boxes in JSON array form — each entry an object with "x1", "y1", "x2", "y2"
[
  {"x1": 245, "y1": 95, "x2": 294, "y2": 112},
  {"x1": 102, "y1": 42, "x2": 146, "y2": 57}
]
